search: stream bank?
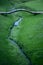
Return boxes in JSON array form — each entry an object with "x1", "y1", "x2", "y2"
[{"x1": 8, "y1": 17, "x2": 32, "y2": 65}]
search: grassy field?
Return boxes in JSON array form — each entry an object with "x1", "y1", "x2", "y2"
[
  {"x1": 0, "y1": 13, "x2": 30, "y2": 65},
  {"x1": 10, "y1": 0, "x2": 43, "y2": 65},
  {"x1": 0, "y1": 0, "x2": 43, "y2": 65}
]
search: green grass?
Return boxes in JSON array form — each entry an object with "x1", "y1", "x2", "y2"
[
  {"x1": 0, "y1": 13, "x2": 30, "y2": 65},
  {"x1": 0, "y1": 0, "x2": 43, "y2": 65},
  {"x1": 10, "y1": 0, "x2": 43, "y2": 65},
  {"x1": 10, "y1": 12, "x2": 43, "y2": 65},
  {"x1": 24, "y1": 0, "x2": 43, "y2": 10}
]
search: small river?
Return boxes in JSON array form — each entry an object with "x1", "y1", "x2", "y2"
[{"x1": 8, "y1": 17, "x2": 32, "y2": 65}]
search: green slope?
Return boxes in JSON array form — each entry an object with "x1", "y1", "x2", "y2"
[
  {"x1": 10, "y1": 0, "x2": 43, "y2": 65},
  {"x1": 0, "y1": 0, "x2": 43, "y2": 65},
  {"x1": 0, "y1": 0, "x2": 30, "y2": 11},
  {"x1": 0, "y1": 13, "x2": 30, "y2": 65}
]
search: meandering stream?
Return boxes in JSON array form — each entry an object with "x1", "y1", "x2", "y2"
[{"x1": 8, "y1": 17, "x2": 32, "y2": 65}]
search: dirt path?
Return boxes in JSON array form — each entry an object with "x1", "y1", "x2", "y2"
[{"x1": 0, "y1": 6, "x2": 43, "y2": 15}]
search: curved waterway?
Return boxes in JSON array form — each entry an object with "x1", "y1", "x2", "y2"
[{"x1": 8, "y1": 17, "x2": 32, "y2": 65}]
